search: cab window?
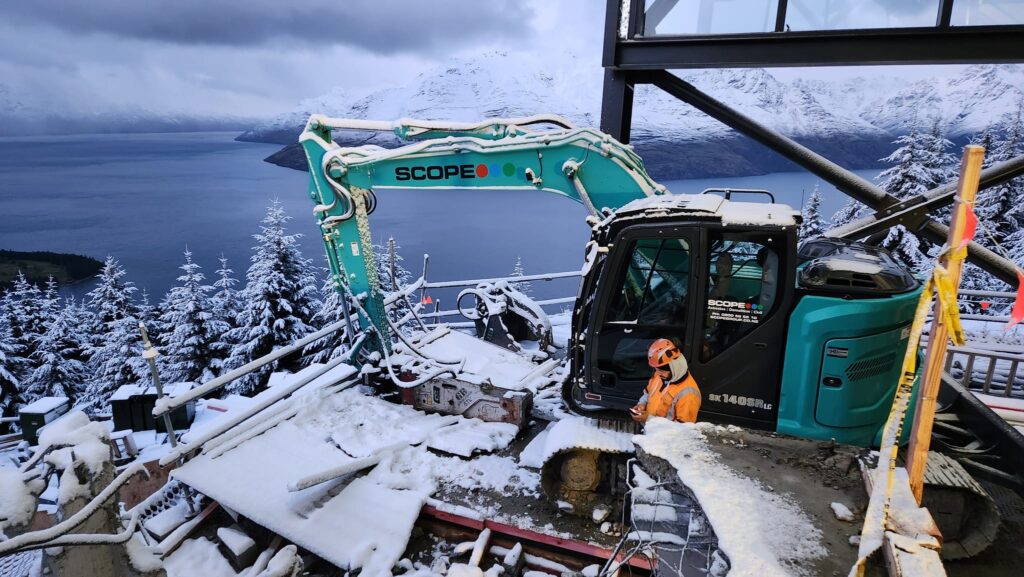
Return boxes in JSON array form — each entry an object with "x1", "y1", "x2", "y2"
[
  {"x1": 701, "y1": 233, "x2": 779, "y2": 362},
  {"x1": 608, "y1": 238, "x2": 690, "y2": 325}
]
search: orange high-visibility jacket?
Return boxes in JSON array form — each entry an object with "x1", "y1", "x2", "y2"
[{"x1": 639, "y1": 372, "x2": 701, "y2": 423}]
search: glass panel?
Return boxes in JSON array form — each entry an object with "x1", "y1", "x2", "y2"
[
  {"x1": 952, "y1": 0, "x2": 1024, "y2": 25},
  {"x1": 609, "y1": 238, "x2": 690, "y2": 324},
  {"x1": 785, "y1": 0, "x2": 941, "y2": 31},
  {"x1": 643, "y1": 0, "x2": 779, "y2": 35},
  {"x1": 601, "y1": 237, "x2": 691, "y2": 381},
  {"x1": 702, "y1": 234, "x2": 779, "y2": 362}
]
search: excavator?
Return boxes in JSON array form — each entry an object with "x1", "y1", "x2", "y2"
[{"x1": 298, "y1": 113, "x2": 1004, "y2": 557}]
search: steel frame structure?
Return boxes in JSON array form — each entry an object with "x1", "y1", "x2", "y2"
[{"x1": 600, "y1": 0, "x2": 1024, "y2": 285}]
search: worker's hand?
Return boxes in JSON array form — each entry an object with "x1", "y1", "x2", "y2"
[{"x1": 629, "y1": 405, "x2": 646, "y2": 423}]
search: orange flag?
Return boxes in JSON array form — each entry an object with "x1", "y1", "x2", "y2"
[
  {"x1": 959, "y1": 204, "x2": 978, "y2": 249},
  {"x1": 1008, "y1": 270, "x2": 1024, "y2": 331},
  {"x1": 421, "y1": 295, "x2": 433, "y2": 305}
]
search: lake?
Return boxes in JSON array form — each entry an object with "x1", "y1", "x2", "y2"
[{"x1": 0, "y1": 132, "x2": 881, "y2": 305}]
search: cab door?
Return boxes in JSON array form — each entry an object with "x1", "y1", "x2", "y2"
[
  {"x1": 689, "y1": 228, "x2": 794, "y2": 430},
  {"x1": 586, "y1": 225, "x2": 699, "y2": 409}
]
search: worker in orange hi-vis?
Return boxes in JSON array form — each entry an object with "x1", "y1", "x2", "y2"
[{"x1": 629, "y1": 338, "x2": 701, "y2": 423}]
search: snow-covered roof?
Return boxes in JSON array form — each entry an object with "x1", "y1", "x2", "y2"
[
  {"x1": 109, "y1": 382, "x2": 195, "y2": 402},
  {"x1": 19, "y1": 396, "x2": 70, "y2": 415},
  {"x1": 616, "y1": 194, "x2": 799, "y2": 227},
  {"x1": 172, "y1": 364, "x2": 522, "y2": 575}
]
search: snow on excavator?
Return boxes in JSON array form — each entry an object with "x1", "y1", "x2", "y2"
[{"x1": 298, "y1": 113, "x2": 1003, "y2": 555}]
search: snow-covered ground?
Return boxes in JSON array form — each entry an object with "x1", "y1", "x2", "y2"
[
  {"x1": 635, "y1": 418, "x2": 828, "y2": 577},
  {"x1": 171, "y1": 369, "x2": 538, "y2": 576}
]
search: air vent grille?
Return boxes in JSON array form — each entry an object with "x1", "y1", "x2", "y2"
[{"x1": 845, "y1": 352, "x2": 897, "y2": 382}]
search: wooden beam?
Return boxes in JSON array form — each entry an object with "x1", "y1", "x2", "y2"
[{"x1": 906, "y1": 145, "x2": 986, "y2": 503}]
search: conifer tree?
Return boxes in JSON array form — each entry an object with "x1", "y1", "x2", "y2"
[
  {"x1": 874, "y1": 128, "x2": 940, "y2": 272},
  {"x1": 829, "y1": 199, "x2": 864, "y2": 230},
  {"x1": 0, "y1": 316, "x2": 28, "y2": 422},
  {"x1": 41, "y1": 276, "x2": 60, "y2": 320},
  {"x1": 799, "y1": 185, "x2": 826, "y2": 241},
  {"x1": 212, "y1": 255, "x2": 241, "y2": 329},
  {"x1": 374, "y1": 236, "x2": 416, "y2": 335},
  {"x1": 210, "y1": 255, "x2": 241, "y2": 372},
  {"x1": 224, "y1": 201, "x2": 320, "y2": 395},
  {"x1": 303, "y1": 279, "x2": 354, "y2": 365},
  {"x1": 87, "y1": 256, "x2": 139, "y2": 329},
  {"x1": 84, "y1": 315, "x2": 147, "y2": 411},
  {"x1": 508, "y1": 256, "x2": 531, "y2": 295},
  {"x1": 976, "y1": 106, "x2": 1024, "y2": 245},
  {"x1": 26, "y1": 303, "x2": 89, "y2": 402},
  {"x1": 158, "y1": 250, "x2": 225, "y2": 384},
  {"x1": 7, "y1": 272, "x2": 47, "y2": 370}
]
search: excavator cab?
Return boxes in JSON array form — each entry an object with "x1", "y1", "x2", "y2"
[
  {"x1": 567, "y1": 193, "x2": 922, "y2": 444},
  {"x1": 569, "y1": 194, "x2": 796, "y2": 431}
]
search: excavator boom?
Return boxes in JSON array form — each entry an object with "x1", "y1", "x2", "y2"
[{"x1": 299, "y1": 115, "x2": 665, "y2": 350}]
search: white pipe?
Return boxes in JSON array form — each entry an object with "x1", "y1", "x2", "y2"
[
  {"x1": 158, "y1": 337, "x2": 364, "y2": 466},
  {"x1": 153, "y1": 318, "x2": 351, "y2": 417}
]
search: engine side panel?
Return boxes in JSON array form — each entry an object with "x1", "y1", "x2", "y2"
[{"x1": 777, "y1": 288, "x2": 921, "y2": 446}]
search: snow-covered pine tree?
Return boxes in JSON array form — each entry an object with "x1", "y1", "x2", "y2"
[
  {"x1": 7, "y1": 272, "x2": 46, "y2": 342},
  {"x1": 26, "y1": 302, "x2": 89, "y2": 402},
  {"x1": 212, "y1": 255, "x2": 241, "y2": 328},
  {"x1": 158, "y1": 249, "x2": 226, "y2": 384},
  {"x1": 829, "y1": 199, "x2": 864, "y2": 230},
  {"x1": 303, "y1": 279, "x2": 354, "y2": 365},
  {"x1": 373, "y1": 236, "x2": 416, "y2": 335},
  {"x1": 874, "y1": 127, "x2": 944, "y2": 272},
  {"x1": 799, "y1": 185, "x2": 825, "y2": 241},
  {"x1": 41, "y1": 276, "x2": 60, "y2": 320},
  {"x1": 0, "y1": 315, "x2": 28, "y2": 422},
  {"x1": 977, "y1": 106, "x2": 1024, "y2": 246},
  {"x1": 209, "y1": 255, "x2": 241, "y2": 372},
  {"x1": 922, "y1": 118, "x2": 958, "y2": 189},
  {"x1": 223, "y1": 201, "x2": 321, "y2": 395},
  {"x1": 83, "y1": 314, "x2": 148, "y2": 411},
  {"x1": 138, "y1": 289, "x2": 159, "y2": 329},
  {"x1": 87, "y1": 256, "x2": 139, "y2": 329},
  {"x1": 508, "y1": 255, "x2": 531, "y2": 295}
]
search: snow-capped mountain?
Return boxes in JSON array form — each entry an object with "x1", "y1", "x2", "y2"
[{"x1": 239, "y1": 52, "x2": 1023, "y2": 179}]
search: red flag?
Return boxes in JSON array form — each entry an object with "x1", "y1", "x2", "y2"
[
  {"x1": 959, "y1": 204, "x2": 978, "y2": 248},
  {"x1": 421, "y1": 295, "x2": 433, "y2": 305},
  {"x1": 1008, "y1": 270, "x2": 1024, "y2": 331}
]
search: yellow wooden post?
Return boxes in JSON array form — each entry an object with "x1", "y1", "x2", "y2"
[{"x1": 906, "y1": 145, "x2": 985, "y2": 503}]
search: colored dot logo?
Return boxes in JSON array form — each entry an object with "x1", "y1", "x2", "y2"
[
  {"x1": 475, "y1": 164, "x2": 489, "y2": 177},
  {"x1": 502, "y1": 163, "x2": 516, "y2": 177}
]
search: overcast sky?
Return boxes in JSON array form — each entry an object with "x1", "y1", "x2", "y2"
[
  {"x1": 0, "y1": 0, "x2": 604, "y2": 121},
  {"x1": 0, "y1": 0, "x2": 971, "y2": 123}
]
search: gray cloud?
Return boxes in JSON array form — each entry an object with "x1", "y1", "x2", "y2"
[{"x1": 0, "y1": 0, "x2": 534, "y2": 53}]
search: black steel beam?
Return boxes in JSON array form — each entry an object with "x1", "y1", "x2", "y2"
[
  {"x1": 613, "y1": 26, "x2": 1024, "y2": 68},
  {"x1": 600, "y1": 69, "x2": 636, "y2": 144},
  {"x1": 641, "y1": 70, "x2": 1021, "y2": 285},
  {"x1": 830, "y1": 154, "x2": 1024, "y2": 241}
]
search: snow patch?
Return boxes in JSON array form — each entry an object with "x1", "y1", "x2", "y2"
[
  {"x1": 0, "y1": 465, "x2": 42, "y2": 535},
  {"x1": 164, "y1": 537, "x2": 238, "y2": 577},
  {"x1": 830, "y1": 502, "x2": 855, "y2": 522},
  {"x1": 540, "y1": 416, "x2": 635, "y2": 463},
  {"x1": 635, "y1": 418, "x2": 826, "y2": 577}
]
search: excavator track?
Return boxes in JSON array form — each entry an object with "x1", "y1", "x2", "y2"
[{"x1": 539, "y1": 417, "x2": 639, "y2": 520}]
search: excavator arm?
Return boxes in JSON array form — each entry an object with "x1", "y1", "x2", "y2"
[{"x1": 299, "y1": 114, "x2": 666, "y2": 351}]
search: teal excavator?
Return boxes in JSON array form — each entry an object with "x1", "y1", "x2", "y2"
[
  {"x1": 300, "y1": 113, "x2": 920, "y2": 446},
  {"x1": 299, "y1": 114, "x2": 1006, "y2": 556}
]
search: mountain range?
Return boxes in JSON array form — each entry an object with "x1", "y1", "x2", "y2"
[{"x1": 237, "y1": 53, "x2": 1024, "y2": 179}]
